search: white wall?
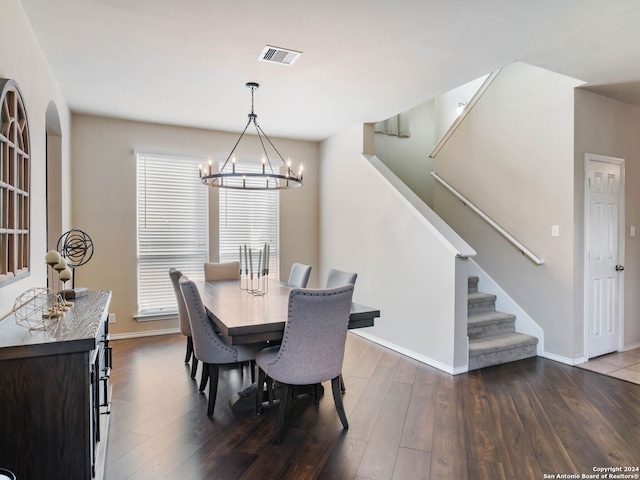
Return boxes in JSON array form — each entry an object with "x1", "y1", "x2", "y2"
[
  {"x1": 319, "y1": 124, "x2": 470, "y2": 373},
  {"x1": 432, "y1": 62, "x2": 583, "y2": 360},
  {"x1": 0, "y1": 1, "x2": 72, "y2": 315},
  {"x1": 434, "y1": 74, "x2": 490, "y2": 142},
  {"x1": 575, "y1": 89, "x2": 640, "y2": 350},
  {"x1": 374, "y1": 75, "x2": 490, "y2": 210},
  {"x1": 375, "y1": 101, "x2": 437, "y2": 206},
  {"x1": 71, "y1": 114, "x2": 319, "y2": 336}
]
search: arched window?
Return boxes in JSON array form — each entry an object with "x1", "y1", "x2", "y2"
[{"x1": 0, "y1": 79, "x2": 31, "y2": 286}]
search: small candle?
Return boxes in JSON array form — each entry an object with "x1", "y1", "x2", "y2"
[
  {"x1": 249, "y1": 247, "x2": 254, "y2": 279},
  {"x1": 264, "y1": 243, "x2": 269, "y2": 275},
  {"x1": 208, "y1": 158, "x2": 212, "y2": 176},
  {"x1": 257, "y1": 250, "x2": 262, "y2": 278},
  {"x1": 244, "y1": 244, "x2": 248, "y2": 275},
  {"x1": 239, "y1": 245, "x2": 242, "y2": 274},
  {"x1": 262, "y1": 157, "x2": 266, "y2": 174},
  {"x1": 199, "y1": 164, "x2": 203, "y2": 177},
  {"x1": 232, "y1": 157, "x2": 236, "y2": 173}
]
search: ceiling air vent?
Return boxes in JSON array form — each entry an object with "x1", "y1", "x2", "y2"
[{"x1": 258, "y1": 45, "x2": 302, "y2": 66}]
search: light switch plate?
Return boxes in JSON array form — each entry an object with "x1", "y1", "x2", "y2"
[
  {"x1": 551, "y1": 225, "x2": 560, "y2": 237},
  {"x1": 631, "y1": 225, "x2": 636, "y2": 237}
]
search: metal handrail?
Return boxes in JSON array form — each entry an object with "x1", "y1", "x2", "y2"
[{"x1": 431, "y1": 172, "x2": 544, "y2": 265}]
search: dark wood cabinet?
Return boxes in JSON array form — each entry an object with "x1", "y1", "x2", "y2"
[{"x1": 0, "y1": 291, "x2": 112, "y2": 480}]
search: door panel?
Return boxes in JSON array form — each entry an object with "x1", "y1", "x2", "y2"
[{"x1": 587, "y1": 159, "x2": 622, "y2": 358}]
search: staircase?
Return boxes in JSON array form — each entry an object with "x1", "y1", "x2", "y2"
[{"x1": 467, "y1": 276, "x2": 538, "y2": 370}]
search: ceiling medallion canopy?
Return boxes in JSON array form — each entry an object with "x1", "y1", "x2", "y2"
[{"x1": 199, "y1": 82, "x2": 303, "y2": 191}]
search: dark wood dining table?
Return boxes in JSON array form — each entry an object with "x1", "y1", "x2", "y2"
[{"x1": 196, "y1": 280, "x2": 380, "y2": 345}]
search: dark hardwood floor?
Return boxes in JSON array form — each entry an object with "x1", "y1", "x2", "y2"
[{"x1": 105, "y1": 333, "x2": 640, "y2": 480}]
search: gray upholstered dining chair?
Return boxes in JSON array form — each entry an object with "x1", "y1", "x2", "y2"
[
  {"x1": 324, "y1": 268, "x2": 358, "y2": 393},
  {"x1": 179, "y1": 275, "x2": 264, "y2": 417},
  {"x1": 169, "y1": 268, "x2": 198, "y2": 378},
  {"x1": 287, "y1": 262, "x2": 312, "y2": 288},
  {"x1": 325, "y1": 268, "x2": 358, "y2": 289},
  {"x1": 255, "y1": 284, "x2": 354, "y2": 444},
  {"x1": 204, "y1": 261, "x2": 240, "y2": 281}
]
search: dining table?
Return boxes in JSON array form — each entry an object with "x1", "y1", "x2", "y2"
[
  {"x1": 195, "y1": 279, "x2": 380, "y2": 406},
  {"x1": 196, "y1": 279, "x2": 381, "y2": 345}
]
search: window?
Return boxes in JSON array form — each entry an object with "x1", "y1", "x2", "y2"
[
  {"x1": 136, "y1": 153, "x2": 208, "y2": 318},
  {"x1": 0, "y1": 79, "x2": 31, "y2": 287},
  {"x1": 219, "y1": 161, "x2": 279, "y2": 278}
]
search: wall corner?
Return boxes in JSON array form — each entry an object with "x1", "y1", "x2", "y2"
[{"x1": 363, "y1": 123, "x2": 375, "y2": 156}]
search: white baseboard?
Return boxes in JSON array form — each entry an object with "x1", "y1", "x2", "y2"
[
  {"x1": 110, "y1": 327, "x2": 181, "y2": 340},
  {"x1": 623, "y1": 340, "x2": 640, "y2": 352},
  {"x1": 540, "y1": 351, "x2": 583, "y2": 366},
  {"x1": 352, "y1": 330, "x2": 469, "y2": 375}
]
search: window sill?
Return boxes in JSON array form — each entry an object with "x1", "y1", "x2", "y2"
[{"x1": 135, "y1": 311, "x2": 178, "y2": 322}]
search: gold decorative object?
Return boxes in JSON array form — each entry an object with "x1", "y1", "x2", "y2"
[{"x1": 12, "y1": 287, "x2": 65, "y2": 330}]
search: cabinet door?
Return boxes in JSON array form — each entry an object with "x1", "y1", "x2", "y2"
[{"x1": 0, "y1": 351, "x2": 92, "y2": 479}]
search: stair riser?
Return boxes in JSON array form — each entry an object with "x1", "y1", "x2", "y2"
[
  {"x1": 468, "y1": 300, "x2": 496, "y2": 315},
  {"x1": 469, "y1": 343, "x2": 537, "y2": 370},
  {"x1": 466, "y1": 276, "x2": 538, "y2": 370},
  {"x1": 468, "y1": 320, "x2": 515, "y2": 339}
]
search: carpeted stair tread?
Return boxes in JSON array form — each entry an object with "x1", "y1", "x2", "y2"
[
  {"x1": 468, "y1": 291, "x2": 497, "y2": 314},
  {"x1": 466, "y1": 276, "x2": 539, "y2": 370},
  {"x1": 468, "y1": 291, "x2": 496, "y2": 302},
  {"x1": 469, "y1": 332, "x2": 538, "y2": 355},
  {"x1": 468, "y1": 311, "x2": 516, "y2": 339},
  {"x1": 468, "y1": 311, "x2": 516, "y2": 323}
]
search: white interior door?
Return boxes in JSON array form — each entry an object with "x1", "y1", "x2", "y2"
[{"x1": 586, "y1": 155, "x2": 624, "y2": 359}]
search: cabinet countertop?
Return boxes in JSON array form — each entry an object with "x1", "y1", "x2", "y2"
[{"x1": 0, "y1": 290, "x2": 111, "y2": 360}]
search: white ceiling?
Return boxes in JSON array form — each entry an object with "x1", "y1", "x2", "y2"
[{"x1": 18, "y1": 0, "x2": 640, "y2": 141}]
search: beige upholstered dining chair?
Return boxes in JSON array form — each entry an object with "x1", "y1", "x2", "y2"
[
  {"x1": 255, "y1": 285, "x2": 354, "y2": 444},
  {"x1": 325, "y1": 268, "x2": 358, "y2": 393},
  {"x1": 179, "y1": 275, "x2": 264, "y2": 417},
  {"x1": 169, "y1": 268, "x2": 198, "y2": 378},
  {"x1": 204, "y1": 261, "x2": 240, "y2": 281},
  {"x1": 287, "y1": 262, "x2": 312, "y2": 288}
]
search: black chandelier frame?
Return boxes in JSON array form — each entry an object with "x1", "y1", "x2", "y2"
[{"x1": 199, "y1": 82, "x2": 303, "y2": 191}]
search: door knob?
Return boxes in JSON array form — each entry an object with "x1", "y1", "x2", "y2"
[{"x1": 616, "y1": 265, "x2": 625, "y2": 271}]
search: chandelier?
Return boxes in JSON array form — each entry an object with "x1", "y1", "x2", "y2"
[{"x1": 199, "y1": 82, "x2": 303, "y2": 190}]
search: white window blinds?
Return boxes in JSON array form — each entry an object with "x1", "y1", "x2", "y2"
[
  {"x1": 219, "y1": 161, "x2": 279, "y2": 278},
  {"x1": 136, "y1": 153, "x2": 208, "y2": 317}
]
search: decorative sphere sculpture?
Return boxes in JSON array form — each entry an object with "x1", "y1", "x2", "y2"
[
  {"x1": 56, "y1": 229, "x2": 94, "y2": 268},
  {"x1": 14, "y1": 287, "x2": 65, "y2": 331}
]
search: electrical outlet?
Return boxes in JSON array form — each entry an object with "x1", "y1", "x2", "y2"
[{"x1": 108, "y1": 313, "x2": 116, "y2": 324}]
